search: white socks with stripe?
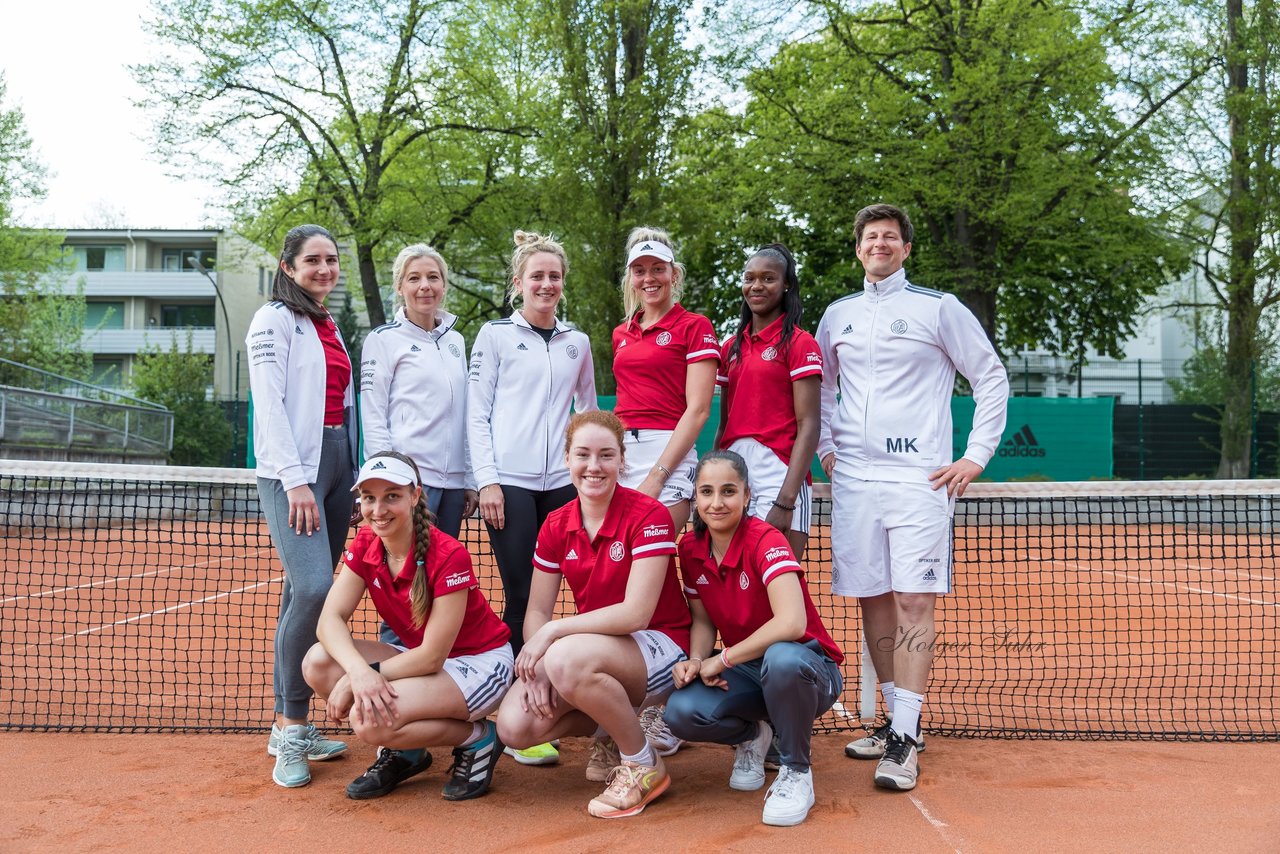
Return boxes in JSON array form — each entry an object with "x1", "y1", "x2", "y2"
[
  {"x1": 880, "y1": 681, "x2": 896, "y2": 717},
  {"x1": 892, "y1": 688, "x2": 923, "y2": 742}
]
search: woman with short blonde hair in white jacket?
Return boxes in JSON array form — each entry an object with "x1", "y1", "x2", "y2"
[
  {"x1": 247, "y1": 224, "x2": 358, "y2": 789},
  {"x1": 468, "y1": 230, "x2": 597, "y2": 766}
]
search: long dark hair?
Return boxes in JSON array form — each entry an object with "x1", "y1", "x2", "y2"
[
  {"x1": 727, "y1": 243, "x2": 802, "y2": 363},
  {"x1": 690, "y1": 450, "x2": 751, "y2": 537},
  {"x1": 364, "y1": 450, "x2": 436, "y2": 628},
  {"x1": 272, "y1": 224, "x2": 337, "y2": 321}
]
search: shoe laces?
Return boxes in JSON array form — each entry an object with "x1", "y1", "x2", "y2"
[
  {"x1": 768, "y1": 766, "x2": 805, "y2": 800},
  {"x1": 640, "y1": 706, "x2": 673, "y2": 738},
  {"x1": 591, "y1": 738, "x2": 618, "y2": 764},
  {"x1": 734, "y1": 731, "x2": 765, "y2": 772},
  {"x1": 367, "y1": 747, "x2": 397, "y2": 773},
  {"x1": 602, "y1": 762, "x2": 645, "y2": 798},
  {"x1": 278, "y1": 729, "x2": 309, "y2": 761},
  {"x1": 868, "y1": 718, "x2": 892, "y2": 741},
  {"x1": 882, "y1": 732, "x2": 913, "y2": 765}
]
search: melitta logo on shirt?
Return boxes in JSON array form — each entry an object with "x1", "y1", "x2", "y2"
[
  {"x1": 609, "y1": 541, "x2": 625, "y2": 561},
  {"x1": 765, "y1": 546, "x2": 789, "y2": 563},
  {"x1": 702, "y1": 334, "x2": 718, "y2": 346},
  {"x1": 656, "y1": 331, "x2": 672, "y2": 346},
  {"x1": 445, "y1": 571, "x2": 471, "y2": 587},
  {"x1": 761, "y1": 346, "x2": 778, "y2": 361},
  {"x1": 739, "y1": 571, "x2": 750, "y2": 590},
  {"x1": 642, "y1": 523, "x2": 669, "y2": 538}
]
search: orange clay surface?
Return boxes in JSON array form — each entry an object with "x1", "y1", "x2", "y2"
[{"x1": 1, "y1": 733, "x2": 1276, "y2": 852}]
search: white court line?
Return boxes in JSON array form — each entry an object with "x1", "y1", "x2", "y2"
[
  {"x1": 909, "y1": 794, "x2": 968, "y2": 853},
  {"x1": 2, "y1": 547, "x2": 274, "y2": 605},
  {"x1": 19, "y1": 576, "x2": 282, "y2": 653},
  {"x1": 1169, "y1": 561, "x2": 1278, "y2": 583},
  {"x1": 1057, "y1": 560, "x2": 1278, "y2": 607}
]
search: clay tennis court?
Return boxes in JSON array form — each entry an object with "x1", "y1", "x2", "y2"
[{"x1": 2, "y1": 470, "x2": 1278, "y2": 849}]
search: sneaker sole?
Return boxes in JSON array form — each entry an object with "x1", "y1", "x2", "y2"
[
  {"x1": 346, "y1": 758, "x2": 433, "y2": 800},
  {"x1": 763, "y1": 801, "x2": 815, "y2": 827},
  {"x1": 845, "y1": 739, "x2": 925, "y2": 760},
  {"x1": 586, "y1": 774, "x2": 671, "y2": 819},
  {"x1": 504, "y1": 747, "x2": 559, "y2": 766},
  {"x1": 729, "y1": 773, "x2": 766, "y2": 792},
  {"x1": 649, "y1": 738, "x2": 684, "y2": 758},
  {"x1": 873, "y1": 773, "x2": 918, "y2": 791},
  {"x1": 272, "y1": 769, "x2": 311, "y2": 788}
]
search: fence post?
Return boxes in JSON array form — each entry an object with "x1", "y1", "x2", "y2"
[
  {"x1": 1023, "y1": 355, "x2": 1029, "y2": 396},
  {"x1": 1138, "y1": 360, "x2": 1145, "y2": 480}
]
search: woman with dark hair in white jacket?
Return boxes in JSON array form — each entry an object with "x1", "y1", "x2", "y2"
[
  {"x1": 468, "y1": 230, "x2": 597, "y2": 766},
  {"x1": 248, "y1": 224, "x2": 358, "y2": 788}
]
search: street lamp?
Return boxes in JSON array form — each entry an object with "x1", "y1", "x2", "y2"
[{"x1": 190, "y1": 257, "x2": 236, "y2": 397}]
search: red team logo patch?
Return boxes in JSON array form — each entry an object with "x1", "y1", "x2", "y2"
[
  {"x1": 609, "y1": 541, "x2": 626, "y2": 562},
  {"x1": 739, "y1": 571, "x2": 750, "y2": 590},
  {"x1": 656, "y1": 331, "x2": 672, "y2": 346}
]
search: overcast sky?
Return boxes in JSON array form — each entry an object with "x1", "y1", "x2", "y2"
[{"x1": 0, "y1": 1, "x2": 222, "y2": 229}]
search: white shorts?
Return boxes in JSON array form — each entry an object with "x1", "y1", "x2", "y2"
[
  {"x1": 830, "y1": 477, "x2": 954, "y2": 597},
  {"x1": 632, "y1": 629, "x2": 686, "y2": 708},
  {"x1": 442, "y1": 643, "x2": 515, "y2": 722},
  {"x1": 620, "y1": 429, "x2": 696, "y2": 506},
  {"x1": 728, "y1": 437, "x2": 812, "y2": 534}
]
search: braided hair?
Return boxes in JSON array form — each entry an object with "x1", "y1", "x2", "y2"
[{"x1": 365, "y1": 450, "x2": 436, "y2": 628}]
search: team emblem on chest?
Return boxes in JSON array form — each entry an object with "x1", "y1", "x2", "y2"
[
  {"x1": 739, "y1": 571, "x2": 750, "y2": 590},
  {"x1": 609, "y1": 541, "x2": 626, "y2": 561},
  {"x1": 656, "y1": 331, "x2": 672, "y2": 346},
  {"x1": 449, "y1": 343, "x2": 461, "y2": 358},
  {"x1": 890, "y1": 320, "x2": 908, "y2": 335},
  {"x1": 761, "y1": 346, "x2": 778, "y2": 361},
  {"x1": 567, "y1": 345, "x2": 579, "y2": 359}
]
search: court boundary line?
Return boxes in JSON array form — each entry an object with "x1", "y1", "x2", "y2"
[
  {"x1": 909, "y1": 793, "x2": 967, "y2": 853},
  {"x1": 1056, "y1": 560, "x2": 1279, "y2": 607}
]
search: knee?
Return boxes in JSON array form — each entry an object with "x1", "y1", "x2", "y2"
[
  {"x1": 495, "y1": 706, "x2": 538, "y2": 750},
  {"x1": 542, "y1": 639, "x2": 597, "y2": 697},
  {"x1": 761, "y1": 643, "x2": 818, "y2": 689},
  {"x1": 895, "y1": 592, "x2": 935, "y2": 624},
  {"x1": 301, "y1": 643, "x2": 337, "y2": 693},
  {"x1": 351, "y1": 717, "x2": 390, "y2": 746}
]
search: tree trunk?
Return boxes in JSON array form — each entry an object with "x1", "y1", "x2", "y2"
[{"x1": 355, "y1": 240, "x2": 386, "y2": 329}]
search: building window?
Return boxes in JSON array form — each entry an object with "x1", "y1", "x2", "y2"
[
  {"x1": 85, "y1": 302, "x2": 125, "y2": 329},
  {"x1": 160, "y1": 304, "x2": 216, "y2": 327},
  {"x1": 162, "y1": 249, "x2": 217, "y2": 272},
  {"x1": 71, "y1": 246, "x2": 126, "y2": 272},
  {"x1": 91, "y1": 357, "x2": 125, "y2": 388}
]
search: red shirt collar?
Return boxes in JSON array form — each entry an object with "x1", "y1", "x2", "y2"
[
  {"x1": 564, "y1": 489, "x2": 626, "y2": 542},
  {"x1": 627, "y1": 302, "x2": 688, "y2": 334}
]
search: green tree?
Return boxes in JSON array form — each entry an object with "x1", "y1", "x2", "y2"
[
  {"x1": 131, "y1": 336, "x2": 233, "y2": 467},
  {"x1": 676, "y1": 0, "x2": 1187, "y2": 359},
  {"x1": 0, "y1": 72, "x2": 86, "y2": 381},
  {"x1": 134, "y1": 0, "x2": 537, "y2": 329}
]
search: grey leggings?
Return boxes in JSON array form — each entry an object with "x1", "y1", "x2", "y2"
[
  {"x1": 664, "y1": 639, "x2": 843, "y2": 772},
  {"x1": 258, "y1": 426, "x2": 355, "y2": 720}
]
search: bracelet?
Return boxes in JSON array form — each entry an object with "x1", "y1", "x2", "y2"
[
  {"x1": 369, "y1": 661, "x2": 381, "y2": 673},
  {"x1": 720, "y1": 648, "x2": 733, "y2": 669},
  {"x1": 653, "y1": 463, "x2": 672, "y2": 480},
  {"x1": 772, "y1": 499, "x2": 796, "y2": 512},
  {"x1": 687, "y1": 657, "x2": 703, "y2": 666}
]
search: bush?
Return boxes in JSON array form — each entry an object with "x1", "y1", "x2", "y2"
[{"x1": 130, "y1": 334, "x2": 232, "y2": 466}]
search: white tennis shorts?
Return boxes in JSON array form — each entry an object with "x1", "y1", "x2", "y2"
[
  {"x1": 442, "y1": 643, "x2": 516, "y2": 721},
  {"x1": 632, "y1": 629, "x2": 686, "y2": 708},
  {"x1": 830, "y1": 477, "x2": 954, "y2": 597},
  {"x1": 620, "y1": 429, "x2": 697, "y2": 506},
  {"x1": 727, "y1": 437, "x2": 812, "y2": 534}
]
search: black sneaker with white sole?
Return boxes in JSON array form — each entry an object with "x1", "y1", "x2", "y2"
[
  {"x1": 845, "y1": 718, "x2": 925, "y2": 759},
  {"x1": 346, "y1": 748, "x2": 432, "y2": 800},
  {"x1": 874, "y1": 730, "x2": 920, "y2": 791},
  {"x1": 442, "y1": 721, "x2": 503, "y2": 801}
]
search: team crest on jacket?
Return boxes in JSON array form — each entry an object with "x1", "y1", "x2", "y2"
[
  {"x1": 656, "y1": 331, "x2": 672, "y2": 346},
  {"x1": 567, "y1": 345, "x2": 579, "y2": 359},
  {"x1": 449, "y1": 343, "x2": 461, "y2": 358},
  {"x1": 761, "y1": 346, "x2": 778, "y2": 361},
  {"x1": 890, "y1": 319, "x2": 908, "y2": 335},
  {"x1": 609, "y1": 541, "x2": 625, "y2": 561},
  {"x1": 739, "y1": 571, "x2": 750, "y2": 590}
]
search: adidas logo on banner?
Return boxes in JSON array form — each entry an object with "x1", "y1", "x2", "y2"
[
  {"x1": 696, "y1": 574, "x2": 710, "y2": 585},
  {"x1": 998, "y1": 424, "x2": 1046, "y2": 458},
  {"x1": 371, "y1": 461, "x2": 387, "y2": 469},
  {"x1": 517, "y1": 343, "x2": 528, "y2": 351},
  {"x1": 409, "y1": 344, "x2": 421, "y2": 352},
  {"x1": 842, "y1": 324, "x2": 853, "y2": 334},
  {"x1": 566, "y1": 549, "x2": 578, "y2": 560}
]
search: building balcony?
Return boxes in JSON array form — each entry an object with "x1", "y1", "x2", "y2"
[
  {"x1": 62, "y1": 271, "x2": 218, "y2": 299},
  {"x1": 81, "y1": 327, "x2": 216, "y2": 355}
]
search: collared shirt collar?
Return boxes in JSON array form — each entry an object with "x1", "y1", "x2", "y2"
[
  {"x1": 565, "y1": 488, "x2": 625, "y2": 542},
  {"x1": 747, "y1": 313, "x2": 785, "y2": 343},
  {"x1": 626, "y1": 302, "x2": 687, "y2": 334}
]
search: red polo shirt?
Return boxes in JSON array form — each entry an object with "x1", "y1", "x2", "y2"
[
  {"x1": 612, "y1": 303, "x2": 720, "y2": 430},
  {"x1": 313, "y1": 314, "x2": 351, "y2": 426},
  {"x1": 677, "y1": 516, "x2": 842, "y2": 664},
  {"x1": 718, "y1": 317, "x2": 823, "y2": 466},
  {"x1": 343, "y1": 525, "x2": 511, "y2": 657},
  {"x1": 533, "y1": 486, "x2": 691, "y2": 652}
]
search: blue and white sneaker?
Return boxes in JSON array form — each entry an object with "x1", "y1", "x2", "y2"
[
  {"x1": 272, "y1": 724, "x2": 312, "y2": 788},
  {"x1": 442, "y1": 720, "x2": 503, "y2": 801},
  {"x1": 268, "y1": 722, "x2": 348, "y2": 760}
]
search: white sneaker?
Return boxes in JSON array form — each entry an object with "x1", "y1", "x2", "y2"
[
  {"x1": 874, "y1": 730, "x2": 920, "y2": 791},
  {"x1": 729, "y1": 720, "x2": 773, "y2": 791},
  {"x1": 639, "y1": 704, "x2": 685, "y2": 756},
  {"x1": 762, "y1": 766, "x2": 815, "y2": 826}
]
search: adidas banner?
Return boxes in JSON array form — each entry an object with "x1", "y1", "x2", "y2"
[{"x1": 952, "y1": 396, "x2": 1113, "y2": 481}]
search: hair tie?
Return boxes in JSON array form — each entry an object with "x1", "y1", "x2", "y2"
[{"x1": 416, "y1": 560, "x2": 425, "y2": 566}]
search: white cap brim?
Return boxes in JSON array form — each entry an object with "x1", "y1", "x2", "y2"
[
  {"x1": 352, "y1": 456, "x2": 418, "y2": 491},
  {"x1": 626, "y1": 241, "x2": 675, "y2": 266}
]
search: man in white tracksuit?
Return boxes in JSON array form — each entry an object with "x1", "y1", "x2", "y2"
[{"x1": 816, "y1": 204, "x2": 1008, "y2": 792}]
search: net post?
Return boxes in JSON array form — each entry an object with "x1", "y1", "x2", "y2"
[{"x1": 860, "y1": 632, "x2": 876, "y2": 722}]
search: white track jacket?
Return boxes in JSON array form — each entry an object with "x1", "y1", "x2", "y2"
[
  {"x1": 816, "y1": 269, "x2": 1009, "y2": 483},
  {"x1": 467, "y1": 312, "x2": 598, "y2": 492},
  {"x1": 247, "y1": 301, "x2": 357, "y2": 490},
  {"x1": 360, "y1": 308, "x2": 475, "y2": 490}
]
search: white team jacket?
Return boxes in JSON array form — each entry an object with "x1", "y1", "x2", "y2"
[
  {"x1": 467, "y1": 311, "x2": 598, "y2": 492},
  {"x1": 360, "y1": 307, "x2": 475, "y2": 490},
  {"x1": 247, "y1": 301, "x2": 357, "y2": 490},
  {"x1": 816, "y1": 268, "x2": 1009, "y2": 483}
]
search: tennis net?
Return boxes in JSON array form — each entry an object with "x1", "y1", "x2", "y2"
[{"x1": 2, "y1": 459, "x2": 1277, "y2": 739}]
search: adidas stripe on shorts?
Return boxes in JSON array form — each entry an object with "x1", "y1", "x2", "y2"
[
  {"x1": 631, "y1": 629, "x2": 686, "y2": 708},
  {"x1": 442, "y1": 643, "x2": 516, "y2": 721},
  {"x1": 829, "y1": 477, "x2": 953, "y2": 597},
  {"x1": 728, "y1": 437, "x2": 812, "y2": 534}
]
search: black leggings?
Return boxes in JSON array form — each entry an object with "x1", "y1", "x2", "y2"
[{"x1": 485, "y1": 483, "x2": 577, "y2": 654}]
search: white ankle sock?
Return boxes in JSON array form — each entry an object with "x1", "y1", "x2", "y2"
[
  {"x1": 881, "y1": 681, "x2": 896, "y2": 717},
  {"x1": 892, "y1": 688, "x2": 923, "y2": 741},
  {"x1": 621, "y1": 742, "x2": 656, "y2": 766}
]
